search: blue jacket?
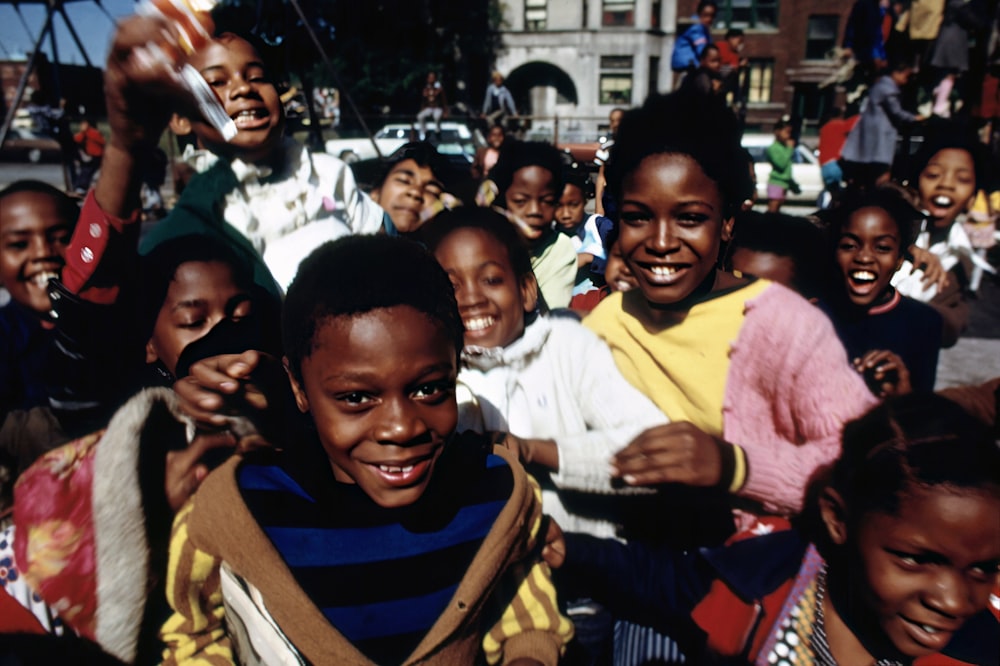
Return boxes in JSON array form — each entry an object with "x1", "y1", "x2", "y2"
[{"x1": 671, "y1": 20, "x2": 712, "y2": 72}]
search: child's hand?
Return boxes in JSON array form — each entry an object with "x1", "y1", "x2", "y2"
[
  {"x1": 104, "y1": 16, "x2": 190, "y2": 151},
  {"x1": 497, "y1": 433, "x2": 560, "y2": 470},
  {"x1": 173, "y1": 350, "x2": 283, "y2": 430},
  {"x1": 909, "y1": 245, "x2": 950, "y2": 292},
  {"x1": 164, "y1": 430, "x2": 237, "y2": 512},
  {"x1": 541, "y1": 518, "x2": 566, "y2": 569},
  {"x1": 612, "y1": 422, "x2": 724, "y2": 487},
  {"x1": 854, "y1": 350, "x2": 912, "y2": 398}
]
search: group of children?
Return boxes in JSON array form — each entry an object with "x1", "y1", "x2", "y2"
[{"x1": 0, "y1": 8, "x2": 998, "y2": 666}]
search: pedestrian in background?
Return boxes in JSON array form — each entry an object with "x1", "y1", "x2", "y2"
[{"x1": 73, "y1": 118, "x2": 105, "y2": 195}]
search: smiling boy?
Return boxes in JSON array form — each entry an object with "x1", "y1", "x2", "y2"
[
  {"x1": 0, "y1": 181, "x2": 76, "y2": 416},
  {"x1": 160, "y1": 235, "x2": 571, "y2": 665}
]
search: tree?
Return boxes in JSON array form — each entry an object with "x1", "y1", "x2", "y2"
[{"x1": 214, "y1": 0, "x2": 503, "y2": 132}]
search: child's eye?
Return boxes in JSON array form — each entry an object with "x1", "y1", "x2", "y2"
[
  {"x1": 967, "y1": 559, "x2": 1000, "y2": 578},
  {"x1": 337, "y1": 391, "x2": 373, "y2": 407},
  {"x1": 838, "y1": 241, "x2": 857, "y2": 251},
  {"x1": 412, "y1": 380, "x2": 454, "y2": 401},
  {"x1": 483, "y1": 274, "x2": 505, "y2": 286},
  {"x1": 178, "y1": 319, "x2": 207, "y2": 330},
  {"x1": 205, "y1": 78, "x2": 227, "y2": 88},
  {"x1": 677, "y1": 214, "x2": 708, "y2": 226},
  {"x1": 876, "y1": 245, "x2": 895, "y2": 253},
  {"x1": 620, "y1": 211, "x2": 651, "y2": 225},
  {"x1": 4, "y1": 241, "x2": 28, "y2": 251}
]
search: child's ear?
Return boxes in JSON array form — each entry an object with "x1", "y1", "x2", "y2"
[
  {"x1": 145, "y1": 339, "x2": 159, "y2": 365},
  {"x1": 722, "y1": 216, "x2": 736, "y2": 243},
  {"x1": 283, "y1": 356, "x2": 310, "y2": 413},
  {"x1": 819, "y1": 486, "x2": 849, "y2": 545},
  {"x1": 370, "y1": 187, "x2": 382, "y2": 204},
  {"x1": 520, "y1": 273, "x2": 539, "y2": 313},
  {"x1": 169, "y1": 114, "x2": 193, "y2": 137}
]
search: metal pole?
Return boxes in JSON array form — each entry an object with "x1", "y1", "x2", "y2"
[
  {"x1": 57, "y1": 4, "x2": 95, "y2": 68},
  {"x1": 0, "y1": 8, "x2": 55, "y2": 148}
]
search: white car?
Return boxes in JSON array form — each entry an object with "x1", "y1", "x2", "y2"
[
  {"x1": 325, "y1": 122, "x2": 482, "y2": 163},
  {"x1": 741, "y1": 134, "x2": 823, "y2": 205}
]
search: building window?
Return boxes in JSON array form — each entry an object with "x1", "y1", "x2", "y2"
[
  {"x1": 599, "y1": 55, "x2": 633, "y2": 104},
  {"x1": 805, "y1": 15, "x2": 839, "y2": 60},
  {"x1": 648, "y1": 55, "x2": 660, "y2": 95},
  {"x1": 602, "y1": 0, "x2": 635, "y2": 27},
  {"x1": 747, "y1": 58, "x2": 774, "y2": 103},
  {"x1": 651, "y1": 0, "x2": 662, "y2": 29},
  {"x1": 525, "y1": 0, "x2": 547, "y2": 31},
  {"x1": 719, "y1": 0, "x2": 778, "y2": 29}
]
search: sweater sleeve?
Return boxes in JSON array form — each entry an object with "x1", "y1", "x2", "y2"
[
  {"x1": 482, "y1": 477, "x2": 573, "y2": 666},
  {"x1": 730, "y1": 287, "x2": 878, "y2": 514},
  {"x1": 160, "y1": 500, "x2": 234, "y2": 666},
  {"x1": 549, "y1": 321, "x2": 670, "y2": 493}
]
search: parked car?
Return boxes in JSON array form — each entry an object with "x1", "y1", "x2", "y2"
[
  {"x1": 741, "y1": 133, "x2": 823, "y2": 205},
  {"x1": 325, "y1": 121, "x2": 484, "y2": 164},
  {"x1": 0, "y1": 128, "x2": 62, "y2": 164}
]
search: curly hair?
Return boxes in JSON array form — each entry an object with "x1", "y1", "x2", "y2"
[
  {"x1": 604, "y1": 91, "x2": 754, "y2": 220},
  {"x1": 282, "y1": 235, "x2": 464, "y2": 382},
  {"x1": 488, "y1": 140, "x2": 566, "y2": 206}
]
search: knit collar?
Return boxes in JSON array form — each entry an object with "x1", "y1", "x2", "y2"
[{"x1": 461, "y1": 315, "x2": 550, "y2": 372}]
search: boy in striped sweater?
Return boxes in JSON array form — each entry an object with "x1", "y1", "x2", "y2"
[{"x1": 160, "y1": 235, "x2": 572, "y2": 665}]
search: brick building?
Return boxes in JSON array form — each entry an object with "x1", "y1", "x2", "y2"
[
  {"x1": 493, "y1": 0, "x2": 858, "y2": 138},
  {"x1": 676, "y1": 0, "x2": 857, "y2": 133}
]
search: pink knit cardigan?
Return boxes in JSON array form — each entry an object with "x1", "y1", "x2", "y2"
[{"x1": 723, "y1": 283, "x2": 878, "y2": 514}]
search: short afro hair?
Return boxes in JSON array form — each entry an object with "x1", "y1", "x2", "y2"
[
  {"x1": 488, "y1": 140, "x2": 566, "y2": 205},
  {"x1": 0, "y1": 180, "x2": 80, "y2": 228},
  {"x1": 422, "y1": 207, "x2": 535, "y2": 283},
  {"x1": 605, "y1": 90, "x2": 754, "y2": 220},
  {"x1": 282, "y1": 235, "x2": 464, "y2": 382}
]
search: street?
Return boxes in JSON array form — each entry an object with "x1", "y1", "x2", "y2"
[{"x1": 3, "y1": 162, "x2": 997, "y2": 390}]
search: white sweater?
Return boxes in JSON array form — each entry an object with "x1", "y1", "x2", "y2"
[{"x1": 457, "y1": 316, "x2": 669, "y2": 537}]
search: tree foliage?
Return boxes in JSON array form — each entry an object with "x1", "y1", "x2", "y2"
[{"x1": 214, "y1": 0, "x2": 503, "y2": 129}]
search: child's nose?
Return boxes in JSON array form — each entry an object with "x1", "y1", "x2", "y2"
[
  {"x1": 924, "y1": 569, "x2": 976, "y2": 619},
  {"x1": 28, "y1": 235, "x2": 58, "y2": 261},
  {"x1": 373, "y1": 396, "x2": 429, "y2": 445}
]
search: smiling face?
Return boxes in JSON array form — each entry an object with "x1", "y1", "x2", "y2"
[
  {"x1": 828, "y1": 485, "x2": 1000, "y2": 660},
  {"x1": 433, "y1": 227, "x2": 537, "y2": 349},
  {"x1": 698, "y1": 3, "x2": 717, "y2": 26},
  {"x1": 504, "y1": 166, "x2": 559, "y2": 241},
  {"x1": 287, "y1": 306, "x2": 458, "y2": 508},
  {"x1": 0, "y1": 191, "x2": 72, "y2": 316},
  {"x1": 145, "y1": 260, "x2": 253, "y2": 376},
  {"x1": 618, "y1": 153, "x2": 733, "y2": 314},
  {"x1": 836, "y1": 206, "x2": 902, "y2": 308},
  {"x1": 918, "y1": 148, "x2": 976, "y2": 230},
  {"x1": 188, "y1": 36, "x2": 284, "y2": 162},
  {"x1": 555, "y1": 183, "x2": 587, "y2": 233},
  {"x1": 604, "y1": 238, "x2": 638, "y2": 293},
  {"x1": 487, "y1": 125, "x2": 505, "y2": 149},
  {"x1": 371, "y1": 158, "x2": 443, "y2": 234}
]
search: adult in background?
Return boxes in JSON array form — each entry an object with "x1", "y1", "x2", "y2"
[{"x1": 841, "y1": 59, "x2": 925, "y2": 190}]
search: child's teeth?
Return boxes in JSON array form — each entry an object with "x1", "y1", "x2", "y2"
[
  {"x1": 921, "y1": 624, "x2": 939, "y2": 634},
  {"x1": 650, "y1": 265, "x2": 678, "y2": 276},
  {"x1": 31, "y1": 271, "x2": 57, "y2": 288},
  {"x1": 851, "y1": 270, "x2": 876, "y2": 281},
  {"x1": 932, "y1": 196, "x2": 953, "y2": 207},
  {"x1": 464, "y1": 316, "x2": 495, "y2": 332},
  {"x1": 378, "y1": 464, "x2": 414, "y2": 474}
]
